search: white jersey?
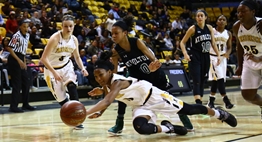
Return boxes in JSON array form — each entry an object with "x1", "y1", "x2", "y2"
[
  {"x1": 210, "y1": 28, "x2": 229, "y2": 55},
  {"x1": 47, "y1": 31, "x2": 77, "y2": 67},
  {"x1": 238, "y1": 17, "x2": 262, "y2": 70},
  {"x1": 108, "y1": 74, "x2": 153, "y2": 106}
]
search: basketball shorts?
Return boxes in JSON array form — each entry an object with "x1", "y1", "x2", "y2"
[
  {"x1": 241, "y1": 64, "x2": 262, "y2": 90},
  {"x1": 132, "y1": 87, "x2": 184, "y2": 124},
  {"x1": 209, "y1": 55, "x2": 227, "y2": 81},
  {"x1": 44, "y1": 60, "x2": 77, "y2": 102}
]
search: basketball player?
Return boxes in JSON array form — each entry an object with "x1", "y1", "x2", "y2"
[
  {"x1": 233, "y1": 0, "x2": 262, "y2": 120},
  {"x1": 85, "y1": 51, "x2": 237, "y2": 136},
  {"x1": 180, "y1": 10, "x2": 221, "y2": 104},
  {"x1": 109, "y1": 15, "x2": 193, "y2": 135},
  {"x1": 40, "y1": 14, "x2": 89, "y2": 129},
  {"x1": 207, "y1": 15, "x2": 234, "y2": 109}
]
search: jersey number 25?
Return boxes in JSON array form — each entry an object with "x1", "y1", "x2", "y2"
[{"x1": 243, "y1": 45, "x2": 258, "y2": 54}]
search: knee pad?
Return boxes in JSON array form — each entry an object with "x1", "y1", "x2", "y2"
[
  {"x1": 67, "y1": 82, "x2": 79, "y2": 101},
  {"x1": 210, "y1": 80, "x2": 218, "y2": 93},
  {"x1": 217, "y1": 79, "x2": 226, "y2": 95},
  {"x1": 133, "y1": 117, "x2": 158, "y2": 135},
  {"x1": 187, "y1": 104, "x2": 208, "y2": 115}
]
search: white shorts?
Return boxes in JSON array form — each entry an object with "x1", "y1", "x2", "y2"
[
  {"x1": 44, "y1": 60, "x2": 77, "y2": 102},
  {"x1": 209, "y1": 55, "x2": 227, "y2": 81},
  {"x1": 132, "y1": 87, "x2": 184, "y2": 124},
  {"x1": 241, "y1": 65, "x2": 262, "y2": 90}
]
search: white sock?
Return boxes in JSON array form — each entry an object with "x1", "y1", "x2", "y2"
[
  {"x1": 160, "y1": 125, "x2": 170, "y2": 133},
  {"x1": 213, "y1": 109, "x2": 220, "y2": 118}
]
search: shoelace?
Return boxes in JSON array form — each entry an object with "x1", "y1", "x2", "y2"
[{"x1": 219, "y1": 109, "x2": 229, "y2": 121}]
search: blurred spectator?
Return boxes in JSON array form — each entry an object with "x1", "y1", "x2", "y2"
[
  {"x1": 163, "y1": 32, "x2": 174, "y2": 50},
  {"x1": 128, "y1": 5, "x2": 139, "y2": 16},
  {"x1": 86, "y1": 54, "x2": 100, "y2": 88},
  {"x1": 73, "y1": 19, "x2": 83, "y2": 37},
  {"x1": 5, "y1": 11, "x2": 18, "y2": 37},
  {"x1": 164, "y1": 55, "x2": 173, "y2": 66},
  {"x1": 108, "y1": 5, "x2": 120, "y2": 20},
  {"x1": 0, "y1": 37, "x2": 11, "y2": 90},
  {"x1": 173, "y1": 54, "x2": 182, "y2": 64},
  {"x1": 96, "y1": 22, "x2": 106, "y2": 37},
  {"x1": 77, "y1": 29, "x2": 87, "y2": 43},
  {"x1": 26, "y1": 56, "x2": 39, "y2": 92},
  {"x1": 30, "y1": 11, "x2": 42, "y2": 27},
  {"x1": 87, "y1": 40, "x2": 103, "y2": 56},
  {"x1": 118, "y1": 7, "x2": 128, "y2": 18},
  {"x1": 102, "y1": 0, "x2": 111, "y2": 11},
  {"x1": 81, "y1": 3, "x2": 96, "y2": 23},
  {"x1": 171, "y1": 17, "x2": 183, "y2": 35},
  {"x1": 1, "y1": 0, "x2": 12, "y2": 17},
  {"x1": 29, "y1": 26, "x2": 45, "y2": 54},
  {"x1": 71, "y1": 54, "x2": 88, "y2": 86},
  {"x1": 47, "y1": 5, "x2": 57, "y2": 20},
  {"x1": 86, "y1": 22, "x2": 98, "y2": 41},
  {"x1": 100, "y1": 29, "x2": 112, "y2": 49},
  {"x1": 0, "y1": 14, "x2": 4, "y2": 26},
  {"x1": 40, "y1": 10, "x2": 49, "y2": 28},
  {"x1": 140, "y1": 0, "x2": 147, "y2": 12},
  {"x1": 80, "y1": 49, "x2": 88, "y2": 67},
  {"x1": 106, "y1": 13, "x2": 116, "y2": 33}
]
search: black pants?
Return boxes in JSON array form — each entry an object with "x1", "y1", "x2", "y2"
[
  {"x1": 8, "y1": 54, "x2": 30, "y2": 109},
  {"x1": 189, "y1": 51, "x2": 210, "y2": 97}
]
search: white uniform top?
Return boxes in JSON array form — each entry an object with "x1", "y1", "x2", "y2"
[
  {"x1": 107, "y1": 74, "x2": 153, "y2": 106},
  {"x1": 47, "y1": 31, "x2": 76, "y2": 67},
  {"x1": 210, "y1": 28, "x2": 229, "y2": 55},
  {"x1": 238, "y1": 17, "x2": 262, "y2": 70}
]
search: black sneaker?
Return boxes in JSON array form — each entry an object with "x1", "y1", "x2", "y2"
[
  {"x1": 161, "y1": 120, "x2": 188, "y2": 135},
  {"x1": 223, "y1": 98, "x2": 234, "y2": 109},
  {"x1": 22, "y1": 105, "x2": 36, "y2": 111},
  {"x1": 216, "y1": 107, "x2": 237, "y2": 127},
  {"x1": 207, "y1": 96, "x2": 215, "y2": 108},
  {"x1": 108, "y1": 117, "x2": 124, "y2": 135},
  {"x1": 74, "y1": 124, "x2": 84, "y2": 130}
]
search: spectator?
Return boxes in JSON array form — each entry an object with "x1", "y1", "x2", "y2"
[
  {"x1": 73, "y1": 19, "x2": 83, "y2": 37},
  {"x1": 108, "y1": 5, "x2": 120, "y2": 20},
  {"x1": 30, "y1": 11, "x2": 42, "y2": 27},
  {"x1": 128, "y1": 5, "x2": 139, "y2": 16},
  {"x1": 0, "y1": 14, "x2": 4, "y2": 26},
  {"x1": 173, "y1": 54, "x2": 182, "y2": 64},
  {"x1": 163, "y1": 32, "x2": 174, "y2": 50},
  {"x1": 5, "y1": 11, "x2": 18, "y2": 37},
  {"x1": 87, "y1": 40, "x2": 103, "y2": 56},
  {"x1": 77, "y1": 29, "x2": 87, "y2": 43},
  {"x1": 0, "y1": 37, "x2": 11, "y2": 90},
  {"x1": 1, "y1": 0, "x2": 12, "y2": 17},
  {"x1": 86, "y1": 54, "x2": 99, "y2": 88},
  {"x1": 29, "y1": 26, "x2": 45, "y2": 54},
  {"x1": 26, "y1": 56, "x2": 39, "y2": 92},
  {"x1": 105, "y1": 13, "x2": 116, "y2": 33}
]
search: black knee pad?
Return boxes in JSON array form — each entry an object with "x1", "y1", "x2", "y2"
[
  {"x1": 133, "y1": 117, "x2": 158, "y2": 135},
  {"x1": 211, "y1": 80, "x2": 218, "y2": 93},
  {"x1": 178, "y1": 103, "x2": 208, "y2": 115},
  {"x1": 217, "y1": 79, "x2": 226, "y2": 95},
  {"x1": 67, "y1": 82, "x2": 79, "y2": 101}
]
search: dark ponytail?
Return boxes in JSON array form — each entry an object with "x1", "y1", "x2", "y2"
[{"x1": 94, "y1": 51, "x2": 114, "y2": 71}]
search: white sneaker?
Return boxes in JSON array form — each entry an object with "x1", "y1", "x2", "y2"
[{"x1": 30, "y1": 86, "x2": 38, "y2": 92}]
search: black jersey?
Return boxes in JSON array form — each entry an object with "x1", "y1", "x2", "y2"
[
  {"x1": 114, "y1": 37, "x2": 167, "y2": 89},
  {"x1": 191, "y1": 24, "x2": 211, "y2": 53}
]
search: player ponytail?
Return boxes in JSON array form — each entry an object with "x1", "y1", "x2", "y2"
[{"x1": 94, "y1": 51, "x2": 114, "y2": 71}]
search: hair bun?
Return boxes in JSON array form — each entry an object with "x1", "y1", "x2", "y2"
[{"x1": 100, "y1": 51, "x2": 112, "y2": 61}]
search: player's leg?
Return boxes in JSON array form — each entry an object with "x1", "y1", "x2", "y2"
[
  {"x1": 217, "y1": 78, "x2": 234, "y2": 109},
  {"x1": 178, "y1": 102, "x2": 237, "y2": 127},
  {"x1": 108, "y1": 101, "x2": 126, "y2": 135},
  {"x1": 132, "y1": 111, "x2": 187, "y2": 135},
  {"x1": 241, "y1": 66, "x2": 262, "y2": 121},
  {"x1": 208, "y1": 80, "x2": 217, "y2": 108},
  {"x1": 208, "y1": 58, "x2": 218, "y2": 108},
  {"x1": 189, "y1": 61, "x2": 202, "y2": 104}
]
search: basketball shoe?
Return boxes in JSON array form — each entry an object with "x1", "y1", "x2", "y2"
[
  {"x1": 108, "y1": 117, "x2": 124, "y2": 135},
  {"x1": 207, "y1": 96, "x2": 215, "y2": 108},
  {"x1": 223, "y1": 96, "x2": 234, "y2": 109},
  {"x1": 216, "y1": 107, "x2": 237, "y2": 127},
  {"x1": 74, "y1": 124, "x2": 84, "y2": 130},
  {"x1": 161, "y1": 120, "x2": 188, "y2": 135}
]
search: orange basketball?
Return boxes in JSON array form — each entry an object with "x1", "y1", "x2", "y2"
[{"x1": 60, "y1": 101, "x2": 87, "y2": 127}]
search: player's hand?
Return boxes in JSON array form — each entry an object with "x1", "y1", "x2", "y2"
[
  {"x1": 53, "y1": 71, "x2": 63, "y2": 83},
  {"x1": 88, "y1": 112, "x2": 102, "y2": 119},
  {"x1": 245, "y1": 53, "x2": 261, "y2": 62},
  {"x1": 184, "y1": 54, "x2": 191, "y2": 62},
  {"x1": 148, "y1": 60, "x2": 161, "y2": 72},
  {"x1": 223, "y1": 53, "x2": 230, "y2": 59},
  {"x1": 217, "y1": 57, "x2": 221, "y2": 65},
  {"x1": 19, "y1": 60, "x2": 27, "y2": 69},
  {"x1": 81, "y1": 69, "x2": 89, "y2": 76},
  {"x1": 235, "y1": 66, "x2": 242, "y2": 76},
  {"x1": 88, "y1": 87, "x2": 104, "y2": 96}
]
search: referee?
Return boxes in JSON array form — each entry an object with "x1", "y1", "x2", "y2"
[{"x1": 6, "y1": 19, "x2": 36, "y2": 113}]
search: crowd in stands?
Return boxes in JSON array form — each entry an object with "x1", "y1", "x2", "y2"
[{"x1": 1, "y1": 0, "x2": 260, "y2": 91}]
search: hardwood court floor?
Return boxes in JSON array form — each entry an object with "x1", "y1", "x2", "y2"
[{"x1": 1, "y1": 86, "x2": 262, "y2": 142}]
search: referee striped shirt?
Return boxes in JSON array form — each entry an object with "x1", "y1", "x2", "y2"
[{"x1": 8, "y1": 31, "x2": 30, "y2": 55}]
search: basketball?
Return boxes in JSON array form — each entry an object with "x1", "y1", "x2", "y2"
[{"x1": 60, "y1": 101, "x2": 87, "y2": 127}]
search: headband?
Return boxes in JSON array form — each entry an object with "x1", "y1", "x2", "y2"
[
  {"x1": 94, "y1": 64, "x2": 111, "y2": 71},
  {"x1": 196, "y1": 9, "x2": 208, "y2": 16},
  {"x1": 113, "y1": 20, "x2": 128, "y2": 31},
  {"x1": 240, "y1": 0, "x2": 256, "y2": 11}
]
